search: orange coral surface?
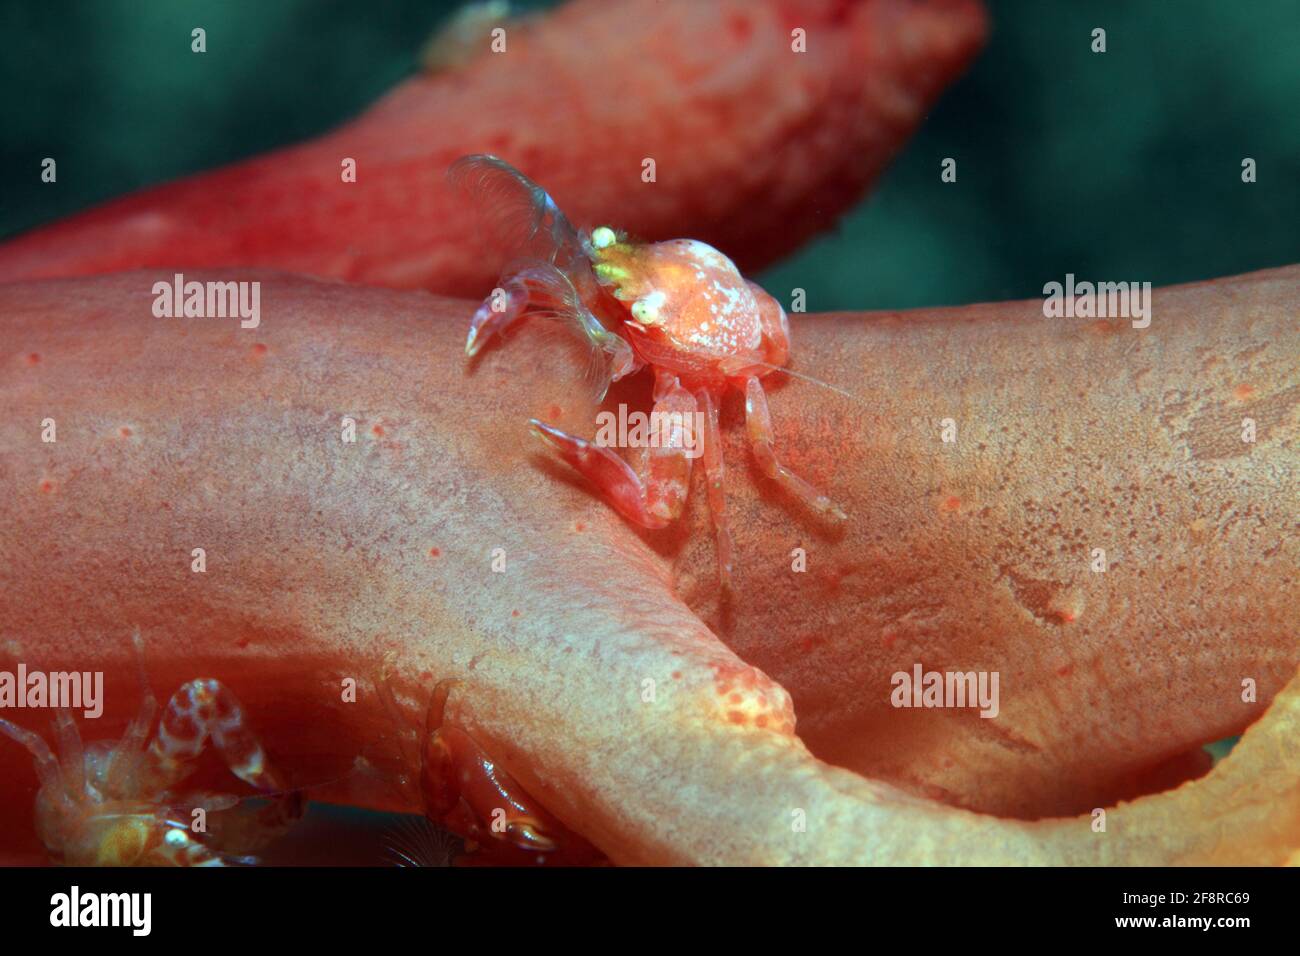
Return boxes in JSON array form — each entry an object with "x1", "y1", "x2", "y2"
[{"x1": 1, "y1": 267, "x2": 1295, "y2": 864}]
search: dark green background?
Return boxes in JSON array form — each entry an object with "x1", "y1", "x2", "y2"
[{"x1": 2, "y1": 0, "x2": 1297, "y2": 309}]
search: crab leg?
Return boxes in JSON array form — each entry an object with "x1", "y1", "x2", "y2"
[
  {"x1": 742, "y1": 376, "x2": 847, "y2": 523},
  {"x1": 101, "y1": 676, "x2": 158, "y2": 798},
  {"x1": 530, "y1": 369, "x2": 697, "y2": 529},
  {"x1": 52, "y1": 711, "x2": 87, "y2": 798},
  {"x1": 747, "y1": 281, "x2": 790, "y2": 368},
  {"x1": 696, "y1": 388, "x2": 735, "y2": 587},
  {"x1": 0, "y1": 720, "x2": 65, "y2": 797}
]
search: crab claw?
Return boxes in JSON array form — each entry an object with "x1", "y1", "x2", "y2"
[
  {"x1": 465, "y1": 280, "x2": 528, "y2": 357},
  {"x1": 506, "y1": 818, "x2": 560, "y2": 853},
  {"x1": 606, "y1": 336, "x2": 637, "y2": 384}
]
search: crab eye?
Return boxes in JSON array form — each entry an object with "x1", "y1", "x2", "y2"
[
  {"x1": 630, "y1": 290, "x2": 666, "y2": 326},
  {"x1": 591, "y1": 226, "x2": 617, "y2": 250}
]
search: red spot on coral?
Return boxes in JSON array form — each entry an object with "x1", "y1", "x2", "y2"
[
  {"x1": 824, "y1": 0, "x2": 854, "y2": 27},
  {"x1": 428, "y1": 547, "x2": 441, "y2": 557},
  {"x1": 38, "y1": 480, "x2": 55, "y2": 494},
  {"x1": 119, "y1": 426, "x2": 133, "y2": 437},
  {"x1": 511, "y1": 609, "x2": 521, "y2": 618},
  {"x1": 729, "y1": 692, "x2": 743, "y2": 705},
  {"x1": 235, "y1": 636, "x2": 250, "y2": 649},
  {"x1": 940, "y1": 495, "x2": 962, "y2": 513},
  {"x1": 574, "y1": 521, "x2": 586, "y2": 532},
  {"x1": 1233, "y1": 383, "x2": 1255, "y2": 401},
  {"x1": 755, "y1": 715, "x2": 768, "y2": 728},
  {"x1": 671, "y1": 671, "x2": 682, "y2": 680},
  {"x1": 727, "y1": 13, "x2": 753, "y2": 41},
  {"x1": 25, "y1": 353, "x2": 40, "y2": 366},
  {"x1": 549, "y1": 405, "x2": 563, "y2": 419},
  {"x1": 727, "y1": 711, "x2": 747, "y2": 725},
  {"x1": 250, "y1": 343, "x2": 268, "y2": 356},
  {"x1": 1057, "y1": 664, "x2": 1074, "y2": 677},
  {"x1": 372, "y1": 424, "x2": 385, "y2": 436}
]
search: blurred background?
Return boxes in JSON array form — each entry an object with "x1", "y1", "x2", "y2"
[{"x1": 1, "y1": 0, "x2": 1297, "y2": 310}]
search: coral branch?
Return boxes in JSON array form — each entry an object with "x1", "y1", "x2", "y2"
[
  {"x1": 1, "y1": 265, "x2": 1295, "y2": 863},
  {"x1": 0, "y1": 0, "x2": 985, "y2": 295}
]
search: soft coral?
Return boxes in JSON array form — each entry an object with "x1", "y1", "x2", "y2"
[{"x1": 0, "y1": 0, "x2": 986, "y2": 295}]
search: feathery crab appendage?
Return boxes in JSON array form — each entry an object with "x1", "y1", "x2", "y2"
[
  {"x1": 0, "y1": 639, "x2": 302, "y2": 866},
  {"x1": 465, "y1": 260, "x2": 636, "y2": 400},
  {"x1": 450, "y1": 154, "x2": 845, "y2": 585},
  {"x1": 448, "y1": 153, "x2": 589, "y2": 275}
]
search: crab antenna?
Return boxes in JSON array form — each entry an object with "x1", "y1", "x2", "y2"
[{"x1": 743, "y1": 360, "x2": 871, "y2": 408}]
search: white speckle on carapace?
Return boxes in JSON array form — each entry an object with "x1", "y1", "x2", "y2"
[
  {"x1": 711, "y1": 279, "x2": 746, "y2": 318},
  {"x1": 675, "y1": 238, "x2": 737, "y2": 274}
]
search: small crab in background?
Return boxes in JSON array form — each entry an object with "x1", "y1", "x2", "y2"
[
  {"x1": 374, "y1": 673, "x2": 602, "y2": 866},
  {"x1": 451, "y1": 154, "x2": 846, "y2": 585},
  {"x1": 0, "y1": 634, "x2": 302, "y2": 866}
]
